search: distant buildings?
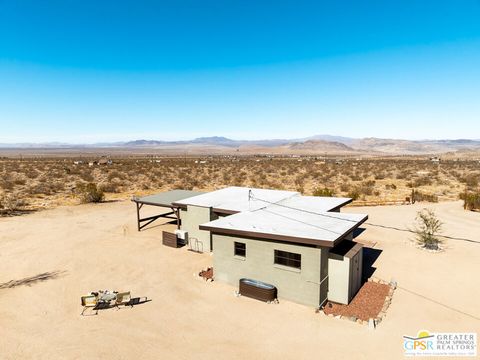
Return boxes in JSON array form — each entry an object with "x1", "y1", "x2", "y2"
[{"x1": 76, "y1": 158, "x2": 113, "y2": 166}]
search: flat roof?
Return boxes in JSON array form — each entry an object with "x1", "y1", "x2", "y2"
[
  {"x1": 276, "y1": 195, "x2": 352, "y2": 212},
  {"x1": 134, "y1": 190, "x2": 205, "y2": 208},
  {"x1": 199, "y1": 204, "x2": 368, "y2": 247},
  {"x1": 173, "y1": 186, "x2": 298, "y2": 214}
]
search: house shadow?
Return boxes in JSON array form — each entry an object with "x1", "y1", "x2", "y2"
[
  {"x1": 353, "y1": 227, "x2": 366, "y2": 238},
  {"x1": 362, "y1": 247, "x2": 382, "y2": 281},
  {"x1": 0, "y1": 270, "x2": 67, "y2": 290}
]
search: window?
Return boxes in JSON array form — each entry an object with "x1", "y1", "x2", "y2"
[
  {"x1": 274, "y1": 250, "x2": 301, "y2": 269},
  {"x1": 234, "y1": 242, "x2": 246, "y2": 257}
]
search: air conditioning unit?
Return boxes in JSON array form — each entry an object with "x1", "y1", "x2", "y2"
[{"x1": 175, "y1": 230, "x2": 188, "y2": 245}]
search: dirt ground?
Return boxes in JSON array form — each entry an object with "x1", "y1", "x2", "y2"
[{"x1": 0, "y1": 200, "x2": 479, "y2": 359}]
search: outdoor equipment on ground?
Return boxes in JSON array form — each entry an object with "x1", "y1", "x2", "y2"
[{"x1": 81, "y1": 290, "x2": 144, "y2": 315}]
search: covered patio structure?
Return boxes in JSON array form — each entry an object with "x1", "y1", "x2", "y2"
[{"x1": 132, "y1": 190, "x2": 204, "y2": 231}]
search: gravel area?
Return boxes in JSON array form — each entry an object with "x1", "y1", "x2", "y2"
[{"x1": 323, "y1": 281, "x2": 390, "y2": 321}]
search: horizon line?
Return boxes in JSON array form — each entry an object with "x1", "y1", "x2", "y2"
[{"x1": 1, "y1": 134, "x2": 480, "y2": 146}]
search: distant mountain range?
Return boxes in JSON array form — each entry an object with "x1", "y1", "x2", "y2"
[{"x1": 1, "y1": 135, "x2": 480, "y2": 155}]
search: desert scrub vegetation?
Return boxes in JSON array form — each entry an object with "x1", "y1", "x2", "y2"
[
  {"x1": 0, "y1": 155, "x2": 478, "y2": 213},
  {"x1": 460, "y1": 189, "x2": 480, "y2": 211},
  {"x1": 412, "y1": 208, "x2": 443, "y2": 251},
  {"x1": 0, "y1": 193, "x2": 28, "y2": 215},
  {"x1": 313, "y1": 187, "x2": 334, "y2": 197},
  {"x1": 76, "y1": 182, "x2": 105, "y2": 203},
  {"x1": 411, "y1": 189, "x2": 439, "y2": 203}
]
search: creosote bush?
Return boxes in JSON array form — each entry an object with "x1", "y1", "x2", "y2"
[
  {"x1": 412, "y1": 189, "x2": 438, "y2": 203},
  {"x1": 346, "y1": 187, "x2": 360, "y2": 200},
  {"x1": 313, "y1": 187, "x2": 334, "y2": 197},
  {"x1": 460, "y1": 190, "x2": 480, "y2": 211},
  {"x1": 0, "y1": 194, "x2": 27, "y2": 214},
  {"x1": 413, "y1": 208, "x2": 443, "y2": 250},
  {"x1": 76, "y1": 182, "x2": 104, "y2": 203}
]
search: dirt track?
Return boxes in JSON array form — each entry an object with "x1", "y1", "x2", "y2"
[{"x1": 0, "y1": 200, "x2": 479, "y2": 359}]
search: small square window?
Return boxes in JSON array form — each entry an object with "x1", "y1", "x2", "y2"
[{"x1": 234, "y1": 242, "x2": 246, "y2": 257}]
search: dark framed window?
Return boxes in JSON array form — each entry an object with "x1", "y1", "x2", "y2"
[
  {"x1": 274, "y1": 250, "x2": 301, "y2": 269},
  {"x1": 234, "y1": 242, "x2": 246, "y2": 257}
]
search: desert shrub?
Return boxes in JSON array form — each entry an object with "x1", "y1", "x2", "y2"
[
  {"x1": 355, "y1": 180, "x2": 375, "y2": 196},
  {"x1": 222, "y1": 172, "x2": 232, "y2": 183},
  {"x1": 313, "y1": 187, "x2": 334, "y2": 197},
  {"x1": 13, "y1": 178, "x2": 27, "y2": 186},
  {"x1": 347, "y1": 188, "x2": 360, "y2": 200},
  {"x1": 0, "y1": 194, "x2": 27, "y2": 214},
  {"x1": 0, "y1": 178, "x2": 14, "y2": 191},
  {"x1": 462, "y1": 174, "x2": 480, "y2": 188},
  {"x1": 294, "y1": 176, "x2": 304, "y2": 190},
  {"x1": 140, "y1": 181, "x2": 151, "y2": 190},
  {"x1": 385, "y1": 183, "x2": 397, "y2": 190},
  {"x1": 412, "y1": 190, "x2": 438, "y2": 203},
  {"x1": 24, "y1": 168, "x2": 38, "y2": 179},
  {"x1": 28, "y1": 184, "x2": 51, "y2": 195},
  {"x1": 460, "y1": 190, "x2": 480, "y2": 211},
  {"x1": 339, "y1": 182, "x2": 351, "y2": 192},
  {"x1": 413, "y1": 176, "x2": 433, "y2": 187},
  {"x1": 173, "y1": 178, "x2": 193, "y2": 190},
  {"x1": 78, "y1": 170, "x2": 95, "y2": 182},
  {"x1": 107, "y1": 170, "x2": 125, "y2": 181},
  {"x1": 413, "y1": 208, "x2": 443, "y2": 250},
  {"x1": 29, "y1": 178, "x2": 65, "y2": 194},
  {"x1": 99, "y1": 181, "x2": 120, "y2": 193},
  {"x1": 76, "y1": 182, "x2": 104, "y2": 203}
]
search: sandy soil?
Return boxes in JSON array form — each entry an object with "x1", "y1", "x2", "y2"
[{"x1": 0, "y1": 200, "x2": 479, "y2": 359}]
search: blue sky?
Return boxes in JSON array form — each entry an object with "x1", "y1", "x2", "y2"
[{"x1": 1, "y1": 0, "x2": 480, "y2": 143}]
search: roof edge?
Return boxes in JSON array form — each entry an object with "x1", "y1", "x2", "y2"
[
  {"x1": 200, "y1": 213, "x2": 368, "y2": 248},
  {"x1": 200, "y1": 225, "x2": 335, "y2": 247}
]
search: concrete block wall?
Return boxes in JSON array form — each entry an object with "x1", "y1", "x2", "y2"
[
  {"x1": 212, "y1": 234, "x2": 328, "y2": 307},
  {"x1": 180, "y1": 205, "x2": 213, "y2": 252}
]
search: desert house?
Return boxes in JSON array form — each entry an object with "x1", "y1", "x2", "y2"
[
  {"x1": 133, "y1": 187, "x2": 368, "y2": 307},
  {"x1": 97, "y1": 158, "x2": 113, "y2": 165}
]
